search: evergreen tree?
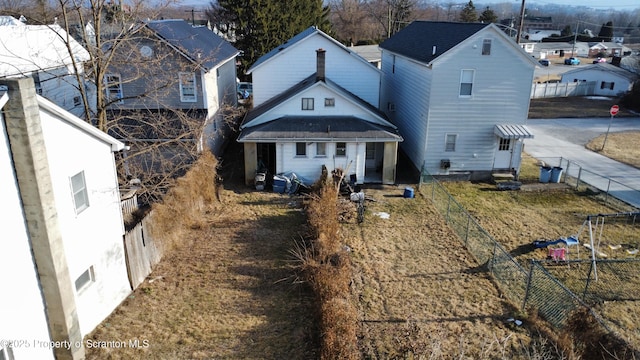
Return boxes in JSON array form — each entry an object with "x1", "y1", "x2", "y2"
[
  {"x1": 459, "y1": 1, "x2": 478, "y2": 23},
  {"x1": 209, "y1": 0, "x2": 331, "y2": 74},
  {"x1": 561, "y1": 25, "x2": 572, "y2": 37},
  {"x1": 478, "y1": 7, "x2": 497, "y2": 23},
  {"x1": 597, "y1": 21, "x2": 613, "y2": 41}
]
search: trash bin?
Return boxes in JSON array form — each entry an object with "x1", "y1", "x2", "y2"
[
  {"x1": 550, "y1": 166, "x2": 563, "y2": 183},
  {"x1": 403, "y1": 187, "x2": 415, "y2": 198},
  {"x1": 539, "y1": 166, "x2": 552, "y2": 183}
]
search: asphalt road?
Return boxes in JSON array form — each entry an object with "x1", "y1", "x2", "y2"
[{"x1": 524, "y1": 117, "x2": 640, "y2": 209}]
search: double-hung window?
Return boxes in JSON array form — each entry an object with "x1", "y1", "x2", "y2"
[
  {"x1": 179, "y1": 72, "x2": 197, "y2": 102},
  {"x1": 482, "y1": 39, "x2": 491, "y2": 55},
  {"x1": 316, "y1": 143, "x2": 326, "y2": 156},
  {"x1": 302, "y1": 98, "x2": 314, "y2": 110},
  {"x1": 296, "y1": 142, "x2": 306, "y2": 157},
  {"x1": 71, "y1": 171, "x2": 89, "y2": 214},
  {"x1": 336, "y1": 142, "x2": 346, "y2": 157},
  {"x1": 445, "y1": 134, "x2": 457, "y2": 152},
  {"x1": 459, "y1": 69, "x2": 474, "y2": 97},
  {"x1": 105, "y1": 74, "x2": 123, "y2": 103}
]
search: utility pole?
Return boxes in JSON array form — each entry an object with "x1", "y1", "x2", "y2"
[
  {"x1": 571, "y1": 20, "x2": 579, "y2": 57},
  {"x1": 185, "y1": 8, "x2": 203, "y2": 26},
  {"x1": 516, "y1": 0, "x2": 526, "y2": 44}
]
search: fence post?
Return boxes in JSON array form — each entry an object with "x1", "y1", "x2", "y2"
[
  {"x1": 522, "y1": 261, "x2": 536, "y2": 311},
  {"x1": 464, "y1": 215, "x2": 471, "y2": 247},
  {"x1": 489, "y1": 241, "x2": 497, "y2": 274},
  {"x1": 576, "y1": 167, "x2": 582, "y2": 190},
  {"x1": 605, "y1": 178, "x2": 611, "y2": 205},
  {"x1": 564, "y1": 160, "x2": 570, "y2": 184},
  {"x1": 446, "y1": 195, "x2": 451, "y2": 223},
  {"x1": 582, "y1": 260, "x2": 594, "y2": 301}
]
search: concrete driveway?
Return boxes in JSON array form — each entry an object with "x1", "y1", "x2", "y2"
[{"x1": 524, "y1": 117, "x2": 640, "y2": 209}]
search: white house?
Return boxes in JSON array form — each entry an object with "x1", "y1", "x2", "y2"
[
  {"x1": 561, "y1": 63, "x2": 638, "y2": 97},
  {"x1": 239, "y1": 35, "x2": 402, "y2": 186},
  {"x1": 1, "y1": 77, "x2": 131, "y2": 359},
  {"x1": 379, "y1": 21, "x2": 538, "y2": 179},
  {"x1": 246, "y1": 26, "x2": 381, "y2": 109},
  {"x1": 0, "y1": 16, "x2": 95, "y2": 119}
]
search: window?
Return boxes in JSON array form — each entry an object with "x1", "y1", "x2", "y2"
[
  {"x1": 498, "y1": 138, "x2": 511, "y2": 151},
  {"x1": 73, "y1": 96, "x2": 81, "y2": 107},
  {"x1": 600, "y1": 81, "x2": 615, "y2": 90},
  {"x1": 316, "y1": 142, "x2": 326, "y2": 156},
  {"x1": 387, "y1": 102, "x2": 396, "y2": 112},
  {"x1": 179, "y1": 72, "x2": 197, "y2": 102},
  {"x1": 75, "y1": 266, "x2": 95, "y2": 292},
  {"x1": 70, "y1": 171, "x2": 89, "y2": 214},
  {"x1": 445, "y1": 134, "x2": 457, "y2": 152},
  {"x1": 105, "y1": 74, "x2": 123, "y2": 103},
  {"x1": 459, "y1": 69, "x2": 474, "y2": 96},
  {"x1": 336, "y1": 142, "x2": 346, "y2": 157},
  {"x1": 302, "y1": 97, "x2": 314, "y2": 110},
  {"x1": 296, "y1": 142, "x2": 306, "y2": 156},
  {"x1": 324, "y1": 98, "x2": 335, "y2": 107},
  {"x1": 482, "y1": 39, "x2": 491, "y2": 55}
]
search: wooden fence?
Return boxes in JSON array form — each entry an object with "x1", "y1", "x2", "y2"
[
  {"x1": 531, "y1": 81, "x2": 596, "y2": 98},
  {"x1": 123, "y1": 215, "x2": 162, "y2": 289}
]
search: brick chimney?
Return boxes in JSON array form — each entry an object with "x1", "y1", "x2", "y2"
[{"x1": 316, "y1": 48, "x2": 326, "y2": 81}]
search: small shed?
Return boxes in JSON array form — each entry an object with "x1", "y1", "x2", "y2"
[{"x1": 561, "y1": 63, "x2": 638, "y2": 96}]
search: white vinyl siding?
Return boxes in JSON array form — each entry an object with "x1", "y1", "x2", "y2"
[
  {"x1": 459, "y1": 69, "x2": 474, "y2": 97},
  {"x1": 179, "y1": 72, "x2": 197, "y2": 102}
]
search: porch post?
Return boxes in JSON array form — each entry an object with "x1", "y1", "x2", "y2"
[
  {"x1": 243, "y1": 142, "x2": 257, "y2": 186},
  {"x1": 382, "y1": 142, "x2": 398, "y2": 185}
]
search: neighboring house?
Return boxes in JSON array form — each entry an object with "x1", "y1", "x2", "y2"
[
  {"x1": 561, "y1": 63, "x2": 638, "y2": 96},
  {"x1": 105, "y1": 19, "x2": 239, "y2": 155},
  {"x1": 1, "y1": 77, "x2": 131, "y2": 359},
  {"x1": 525, "y1": 30, "x2": 560, "y2": 42},
  {"x1": 246, "y1": 26, "x2": 381, "y2": 109},
  {"x1": 379, "y1": 21, "x2": 538, "y2": 179},
  {"x1": 238, "y1": 44, "x2": 402, "y2": 185},
  {"x1": 0, "y1": 16, "x2": 96, "y2": 119},
  {"x1": 588, "y1": 42, "x2": 629, "y2": 58},
  {"x1": 349, "y1": 44, "x2": 382, "y2": 69}
]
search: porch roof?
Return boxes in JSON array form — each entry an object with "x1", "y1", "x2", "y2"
[
  {"x1": 237, "y1": 116, "x2": 403, "y2": 143},
  {"x1": 494, "y1": 124, "x2": 534, "y2": 139}
]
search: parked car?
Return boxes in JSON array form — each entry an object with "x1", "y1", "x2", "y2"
[
  {"x1": 237, "y1": 82, "x2": 253, "y2": 99},
  {"x1": 538, "y1": 59, "x2": 550, "y2": 66},
  {"x1": 592, "y1": 57, "x2": 606, "y2": 64},
  {"x1": 564, "y1": 57, "x2": 580, "y2": 65}
]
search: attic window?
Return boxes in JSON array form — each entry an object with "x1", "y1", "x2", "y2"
[
  {"x1": 179, "y1": 72, "x2": 197, "y2": 102},
  {"x1": 324, "y1": 98, "x2": 335, "y2": 107},
  {"x1": 482, "y1": 39, "x2": 491, "y2": 55},
  {"x1": 302, "y1": 98, "x2": 314, "y2": 110}
]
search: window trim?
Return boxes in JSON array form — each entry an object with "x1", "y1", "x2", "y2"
[
  {"x1": 105, "y1": 73, "x2": 123, "y2": 104},
  {"x1": 70, "y1": 171, "x2": 89, "y2": 214},
  {"x1": 335, "y1": 142, "x2": 347, "y2": 157},
  {"x1": 459, "y1": 69, "x2": 474, "y2": 97},
  {"x1": 179, "y1": 72, "x2": 197, "y2": 103},
  {"x1": 302, "y1": 97, "x2": 314, "y2": 110},
  {"x1": 74, "y1": 266, "x2": 95, "y2": 293},
  {"x1": 445, "y1": 134, "x2": 457, "y2": 152},
  {"x1": 482, "y1": 39, "x2": 491, "y2": 55}
]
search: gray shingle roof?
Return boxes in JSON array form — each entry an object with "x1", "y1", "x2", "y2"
[
  {"x1": 146, "y1": 19, "x2": 238, "y2": 70},
  {"x1": 379, "y1": 21, "x2": 489, "y2": 63},
  {"x1": 237, "y1": 116, "x2": 402, "y2": 142}
]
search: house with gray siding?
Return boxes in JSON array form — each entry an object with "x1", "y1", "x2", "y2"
[
  {"x1": 379, "y1": 21, "x2": 538, "y2": 180},
  {"x1": 561, "y1": 62, "x2": 637, "y2": 97},
  {"x1": 105, "y1": 19, "x2": 239, "y2": 155}
]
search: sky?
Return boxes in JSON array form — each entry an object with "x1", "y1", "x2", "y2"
[{"x1": 526, "y1": 0, "x2": 640, "y2": 10}]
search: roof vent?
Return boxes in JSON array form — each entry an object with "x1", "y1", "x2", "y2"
[{"x1": 432, "y1": 46, "x2": 437, "y2": 56}]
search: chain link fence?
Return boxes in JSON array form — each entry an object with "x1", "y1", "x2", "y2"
[{"x1": 419, "y1": 172, "x2": 607, "y2": 331}]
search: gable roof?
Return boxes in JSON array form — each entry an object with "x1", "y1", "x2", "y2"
[
  {"x1": 0, "y1": 19, "x2": 90, "y2": 77},
  {"x1": 246, "y1": 26, "x2": 372, "y2": 74},
  {"x1": 379, "y1": 21, "x2": 489, "y2": 64},
  {"x1": 240, "y1": 73, "x2": 392, "y2": 130},
  {"x1": 145, "y1": 19, "x2": 239, "y2": 71},
  {"x1": 562, "y1": 63, "x2": 638, "y2": 81}
]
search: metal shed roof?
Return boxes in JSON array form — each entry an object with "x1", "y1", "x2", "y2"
[{"x1": 494, "y1": 124, "x2": 534, "y2": 139}]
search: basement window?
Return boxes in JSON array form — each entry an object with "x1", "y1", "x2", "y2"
[{"x1": 75, "y1": 266, "x2": 95, "y2": 293}]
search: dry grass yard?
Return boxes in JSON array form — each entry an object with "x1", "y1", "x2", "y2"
[
  {"x1": 84, "y1": 99, "x2": 640, "y2": 359},
  {"x1": 528, "y1": 97, "x2": 636, "y2": 119}
]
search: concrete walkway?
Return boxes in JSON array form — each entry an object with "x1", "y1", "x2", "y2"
[{"x1": 524, "y1": 117, "x2": 640, "y2": 209}]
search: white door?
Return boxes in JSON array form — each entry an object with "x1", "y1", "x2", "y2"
[{"x1": 494, "y1": 137, "x2": 513, "y2": 169}]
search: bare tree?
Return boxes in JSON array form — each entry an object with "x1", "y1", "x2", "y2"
[{"x1": 2, "y1": 0, "x2": 243, "y2": 204}]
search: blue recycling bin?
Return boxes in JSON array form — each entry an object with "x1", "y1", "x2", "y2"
[
  {"x1": 539, "y1": 166, "x2": 552, "y2": 183},
  {"x1": 550, "y1": 166, "x2": 563, "y2": 183}
]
